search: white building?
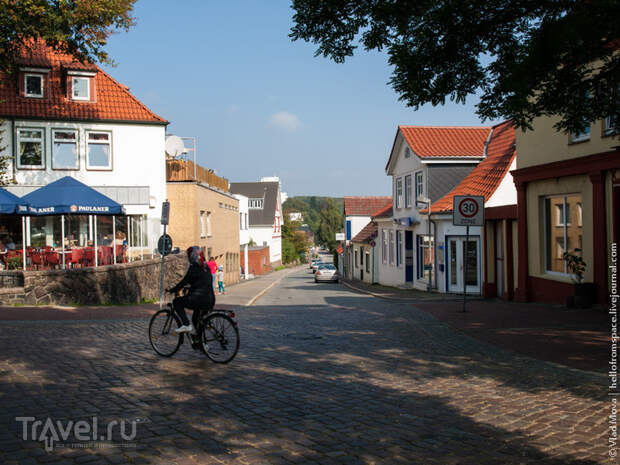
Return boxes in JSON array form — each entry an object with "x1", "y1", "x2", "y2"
[
  {"x1": 234, "y1": 193, "x2": 250, "y2": 278},
  {"x1": 230, "y1": 180, "x2": 282, "y2": 266},
  {"x1": 0, "y1": 42, "x2": 167, "y2": 255},
  {"x1": 376, "y1": 122, "x2": 516, "y2": 294}
]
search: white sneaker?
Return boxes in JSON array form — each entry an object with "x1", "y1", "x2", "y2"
[{"x1": 174, "y1": 324, "x2": 193, "y2": 334}]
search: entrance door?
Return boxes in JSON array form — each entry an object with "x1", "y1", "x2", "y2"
[
  {"x1": 405, "y1": 231, "x2": 414, "y2": 282},
  {"x1": 495, "y1": 222, "x2": 504, "y2": 297},
  {"x1": 447, "y1": 236, "x2": 481, "y2": 294}
]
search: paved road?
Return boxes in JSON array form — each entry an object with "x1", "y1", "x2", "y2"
[{"x1": 0, "y1": 268, "x2": 610, "y2": 464}]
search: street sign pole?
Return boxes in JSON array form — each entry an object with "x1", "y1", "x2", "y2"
[
  {"x1": 159, "y1": 200, "x2": 170, "y2": 310},
  {"x1": 462, "y1": 224, "x2": 469, "y2": 313}
]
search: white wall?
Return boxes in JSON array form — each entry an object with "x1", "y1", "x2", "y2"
[
  {"x1": 346, "y1": 215, "x2": 372, "y2": 242},
  {"x1": 233, "y1": 194, "x2": 250, "y2": 246},
  {"x1": 375, "y1": 219, "x2": 406, "y2": 287},
  {"x1": 1, "y1": 119, "x2": 166, "y2": 251},
  {"x1": 248, "y1": 226, "x2": 281, "y2": 263},
  {"x1": 486, "y1": 158, "x2": 517, "y2": 207}
]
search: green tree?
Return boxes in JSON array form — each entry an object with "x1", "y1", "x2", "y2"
[
  {"x1": 290, "y1": 0, "x2": 620, "y2": 134},
  {"x1": 0, "y1": 0, "x2": 137, "y2": 72},
  {"x1": 281, "y1": 216, "x2": 310, "y2": 264},
  {"x1": 316, "y1": 198, "x2": 342, "y2": 252}
]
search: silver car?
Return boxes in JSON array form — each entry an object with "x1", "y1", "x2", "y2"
[
  {"x1": 311, "y1": 261, "x2": 326, "y2": 273},
  {"x1": 314, "y1": 263, "x2": 339, "y2": 283}
]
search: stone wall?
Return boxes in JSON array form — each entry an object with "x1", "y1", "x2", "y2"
[{"x1": 0, "y1": 254, "x2": 188, "y2": 306}]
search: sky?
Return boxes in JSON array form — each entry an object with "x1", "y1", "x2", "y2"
[{"x1": 102, "y1": 0, "x2": 493, "y2": 197}]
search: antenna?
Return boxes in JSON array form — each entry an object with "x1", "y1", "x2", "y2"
[{"x1": 165, "y1": 135, "x2": 186, "y2": 159}]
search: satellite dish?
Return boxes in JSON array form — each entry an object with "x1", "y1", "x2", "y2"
[{"x1": 165, "y1": 135, "x2": 186, "y2": 159}]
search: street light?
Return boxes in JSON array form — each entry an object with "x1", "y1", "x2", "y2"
[{"x1": 417, "y1": 195, "x2": 433, "y2": 293}]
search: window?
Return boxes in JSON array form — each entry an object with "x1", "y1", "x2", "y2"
[
  {"x1": 395, "y1": 177, "x2": 403, "y2": 208},
  {"x1": 245, "y1": 213, "x2": 248, "y2": 229},
  {"x1": 365, "y1": 252, "x2": 370, "y2": 273},
  {"x1": 415, "y1": 171, "x2": 424, "y2": 202},
  {"x1": 354, "y1": 250, "x2": 359, "y2": 268},
  {"x1": 417, "y1": 235, "x2": 434, "y2": 280},
  {"x1": 404, "y1": 147, "x2": 411, "y2": 158},
  {"x1": 72, "y1": 77, "x2": 90, "y2": 100},
  {"x1": 207, "y1": 211, "x2": 212, "y2": 236},
  {"x1": 545, "y1": 194, "x2": 582, "y2": 274},
  {"x1": 25, "y1": 74, "x2": 43, "y2": 98},
  {"x1": 360, "y1": 247, "x2": 364, "y2": 266},
  {"x1": 86, "y1": 131, "x2": 112, "y2": 169},
  {"x1": 405, "y1": 175, "x2": 412, "y2": 208},
  {"x1": 239, "y1": 212, "x2": 243, "y2": 230},
  {"x1": 200, "y1": 211, "x2": 206, "y2": 238},
  {"x1": 396, "y1": 230, "x2": 402, "y2": 266},
  {"x1": 381, "y1": 230, "x2": 387, "y2": 264},
  {"x1": 570, "y1": 126, "x2": 590, "y2": 143},
  {"x1": 389, "y1": 230, "x2": 395, "y2": 265},
  {"x1": 249, "y1": 198, "x2": 263, "y2": 209},
  {"x1": 16, "y1": 128, "x2": 44, "y2": 168},
  {"x1": 346, "y1": 220, "x2": 352, "y2": 240},
  {"x1": 604, "y1": 115, "x2": 618, "y2": 136},
  {"x1": 52, "y1": 130, "x2": 78, "y2": 169}
]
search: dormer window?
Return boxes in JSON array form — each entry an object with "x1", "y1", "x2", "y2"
[
  {"x1": 72, "y1": 76, "x2": 90, "y2": 100},
  {"x1": 25, "y1": 74, "x2": 43, "y2": 98},
  {"x1": 249, "y1": 199, "x2": 264, "y2": 209}
]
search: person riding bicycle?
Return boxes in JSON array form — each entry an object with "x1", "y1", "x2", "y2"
[{"x1": 167, "y1": 246, "x2": 215, "y2": 334}]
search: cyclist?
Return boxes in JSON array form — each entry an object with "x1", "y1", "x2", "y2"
[{"x1": 167, "y1": 246, "x2": 215, "y2": 334}]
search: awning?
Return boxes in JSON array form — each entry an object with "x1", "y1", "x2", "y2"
[
  {"x1": 17, "y1": 176, "x2": 125, "y2": 216},
  {"x1": 0, "y1": 187, "x2": 21, "y2": 214}
]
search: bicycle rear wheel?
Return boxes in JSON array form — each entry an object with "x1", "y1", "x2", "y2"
[
  {"x1": 201, "y1": 313, "x2": 239, "y2": 363},
  {"x1": 149, "y1": 309, "x2": 182, "y2": 357}
]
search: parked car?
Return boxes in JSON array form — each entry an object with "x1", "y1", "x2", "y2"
[
  {"x1": 311, "y1": 261, "x2": 326, "y2": 273},
  {"x1": 310, "y1": 259, "x2": 320, "y2": 269},
  {"x1": 314, "y1": 264, "x2": 339, "y2": 283}
]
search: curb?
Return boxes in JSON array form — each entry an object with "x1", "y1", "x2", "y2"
[
  {"x1": 246, "y1": 267, "x2": 302, "y2": 307},
  {"x1": 341, "y1": 280, "x2": 468, "y2": 303}
]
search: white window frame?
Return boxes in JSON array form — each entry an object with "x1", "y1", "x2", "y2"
[
  {"x1": 405, "y1": 174, "x2": 412, "y2": 208},
  {"x1": 381, "y1": 230, "x2": 387, "y2": 264},
  {"x1": 389, "y1": 230, "x2": 395, "y2": 265},
  {"x1": 415, "y1": 171, "x2": 424, "y2": 203},
  {"x1": 395, "y1": 177, "x2": 403, "y2": 208},
  {"x1": 207, "y1": 211, "x2": 212, "y2": 237},
  {"x1": 51, "y1": 129, "x2": 79, "y2": 170},
  {"x1": 604, "y1": 116, "x2": 617, "y2": 136},
  {"x1": 249, "y1": 198, "x2": 264, "y2": 209},
  {"x1": 544, "y1": 194, "x2": 581, "y2": 276},
  {"x1": 86, "y1": 130, "x2": 112, "y2": 170},
  {"x1": 72, "y1": 76, "x2": 90, "y2": 101},
  {"x1": 396, "y1": 230, "x2": 402, "y2": 267},
  {"x1": 200, "y1": 211, "x2": 206, "y2": 238},
  {"x1": 16, "y1": 127, "x2": 45, "y2": 169},
  {"x1": 24, "y1": 73, "x2": 43, "y2": 98}
]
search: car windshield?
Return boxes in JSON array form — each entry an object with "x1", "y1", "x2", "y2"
[{"x1": 319, "y1": 264, "x2": 335, "y2": 270}]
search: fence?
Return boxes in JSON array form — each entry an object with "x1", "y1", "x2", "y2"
[{"x1": 166, "y1": 159, "x2": 229, "y2": 192}]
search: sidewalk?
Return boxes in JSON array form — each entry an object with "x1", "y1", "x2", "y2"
[
  {"x1": 344, "y1": 279, "x2": 608, "y2": 373},
  {"x1": 0, "y1": 266, "x2": 301, "y2": 321}
]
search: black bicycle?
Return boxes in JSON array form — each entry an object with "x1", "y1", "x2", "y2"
[{"x1": 148, "y1": 291, "x2": 239, "y2": 363}]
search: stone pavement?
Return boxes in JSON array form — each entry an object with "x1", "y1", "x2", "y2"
[
  {"x1": 343, "y1": 278, "x2": 609, "y2": 373},
  {"x1": 0, "y1": 267, "x2": 613, "y2": 464}
]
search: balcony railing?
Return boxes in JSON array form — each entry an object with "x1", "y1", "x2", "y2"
[{"x1": 166, "y1": 159, "x2": 229, "y2": 192}]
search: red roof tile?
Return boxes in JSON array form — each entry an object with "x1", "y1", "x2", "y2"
[
  {"x1": 372, "y1": 202, "x2": 393, "y2": 219},
  {"x1": 344, "y1": 196, "x2": 392, "y2": 216},
  {"x1": 429, "y1": 121, "x2": 516, "y2": 213},
  {"x1": 0, "y1": 42, "x2": 167, "y2": 124},
  {"x1": 351, "y1": 221, "x2": 378, "y2": 244},
  {"x1": 400, "y1": 126, "x2": 491, "y2": 158}
]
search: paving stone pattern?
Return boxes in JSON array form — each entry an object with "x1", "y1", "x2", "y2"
[{"x1": 0, "y1": 269, "x2": 612, "y2": 464}]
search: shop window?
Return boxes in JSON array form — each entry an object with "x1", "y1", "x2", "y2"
[
  {"x1": 545, "y1": 194, "x2": 582, "y2": 274},
  {"x1": 417, "y1": 235, "x2": 434, "y2": 280}
]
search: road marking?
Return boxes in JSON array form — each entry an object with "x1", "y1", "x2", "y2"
[{"x1": 246, "y1": 268, "x2": 301, "y2": 306}]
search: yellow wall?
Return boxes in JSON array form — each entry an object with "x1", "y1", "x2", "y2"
[
  {"x1": 167, "y1": 182, "x2": 241, "y2": 285},
  {"x1": 516, "y1": 116, "x2": 618, "y2": 169}
]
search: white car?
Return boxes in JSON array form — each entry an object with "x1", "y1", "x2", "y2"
[
  {"x1": 314, "y1": 264, "x2": 339, "y2": 283},
  {"x1": 311, "y1": 261, "x2": 327, "y2": 273}
]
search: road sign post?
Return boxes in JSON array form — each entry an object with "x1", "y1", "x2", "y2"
[
  {"x1": 453, "y1": 196, "x2": 484, "y2": 313},
  {"x1": 159, "y1": 200, "x2": 171, "y2": 309}
]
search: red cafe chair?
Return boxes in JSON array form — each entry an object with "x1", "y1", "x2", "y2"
[
  {"x1": 30, "y1": 252, "x2": 44, "y2": 270},
  {"x1": 45, "y1": 251, "x2": 60, "y2": 270},
  {"x1": 70, "y1": 248, "x2": 83, "y2": 268},
  {"x1": 83, "y1": 248, "x2": 96, "y2": 267}
]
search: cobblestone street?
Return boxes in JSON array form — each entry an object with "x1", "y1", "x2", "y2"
[{"x1": 0, "y1": 268, "x2": 611, "y2": 464}]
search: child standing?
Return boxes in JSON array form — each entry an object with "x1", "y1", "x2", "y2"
[{"x1": 217, "y1": 265, "x2": 226, "y2": 295}]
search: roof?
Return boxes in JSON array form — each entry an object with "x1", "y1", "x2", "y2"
[
  {"x1": 372, "y1": 202, "x2": 393, "y2": 219},
  {"x1": 385, "y1": 125, "x2": 492, "y2": 172},
  {"x1": 230, "y1": 182, "x2": 280, "y2": 226},
  {"x1": 344, "y1": 196, "x2": 392, "y2": 216},
  {"x1": 0, "y1": 42, "x2": 167, "y2": 124},
  {"x1": 351, "y1": 221, "x2": 378, "y2": 244},
  {"x1": 429, "y1": 121, "x2": 516, "y2": 213}
]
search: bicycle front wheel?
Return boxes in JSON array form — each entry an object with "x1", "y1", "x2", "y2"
[
  {"x1": 201, "y1": 313, "x2": 239, "y2": 363},
  {"x1": 149, "y1": 309, "x2": 182, "y2": 357}
]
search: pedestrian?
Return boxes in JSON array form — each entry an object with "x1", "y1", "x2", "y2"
[
  {"x1": 207, "y1": 256, "x2": 218, "y2": 293},
  {"x1": 217, "y1": 265, "x2": 226, "y2": 295}
]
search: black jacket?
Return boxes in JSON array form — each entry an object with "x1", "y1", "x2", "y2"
[{"x1": 170, "y1": 263, "x2": 214, "y2": 299}]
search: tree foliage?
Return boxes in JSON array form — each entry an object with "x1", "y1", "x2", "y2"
[
  {"x1": 283, "y1": 196, "x2": 344, "y2": 252},
  {"x1": 0, "y1": 0, "x2": 137, "y2": 71},
  {"x1": 290, "y1": 0, "x2": 620, "y2": 133},
  {"x1": 282, "y1": 216, "x2": 310, "y2": 264}
]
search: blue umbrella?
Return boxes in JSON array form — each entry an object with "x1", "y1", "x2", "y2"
[
  {"x1": 18, "y1": 176, "x2": 124, "y2": 215},
  {"x1": 0, "y1": 187, "x2": 21, "y2": 214}
]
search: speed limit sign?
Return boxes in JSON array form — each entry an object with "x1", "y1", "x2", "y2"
[{"x1": 453, "y1": 195, "x2": 484, "y2": 226}]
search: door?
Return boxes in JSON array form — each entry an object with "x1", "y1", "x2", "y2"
[
  {"x1": 405, "y1": 231, "x2": 414, "y2": 282},
  {"x1": 495, "y1": 222, "x2": 504, "y2": 297},
  {"x1": 447, "y1": 236, "x2": 481, "y2": 294}
]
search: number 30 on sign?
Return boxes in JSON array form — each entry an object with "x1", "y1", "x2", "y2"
[{"x1": 453, "y1": 195, "x2": 484, "y2": 226}]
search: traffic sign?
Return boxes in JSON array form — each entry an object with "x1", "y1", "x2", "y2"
[
  {"x1": 453, "y1": 195, "x2": 484, "y2": 226},
  {"x1": 157, "y1": 234, "x2": 173, "y2": 255}
]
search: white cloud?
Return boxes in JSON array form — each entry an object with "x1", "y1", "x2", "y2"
[{"x1": 269, "y1": 111, "x2": 302, "y2": 131}]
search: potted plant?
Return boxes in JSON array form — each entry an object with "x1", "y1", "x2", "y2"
[{"x1": 563, "y1": 249, "x2": 596, "y2": 308}]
